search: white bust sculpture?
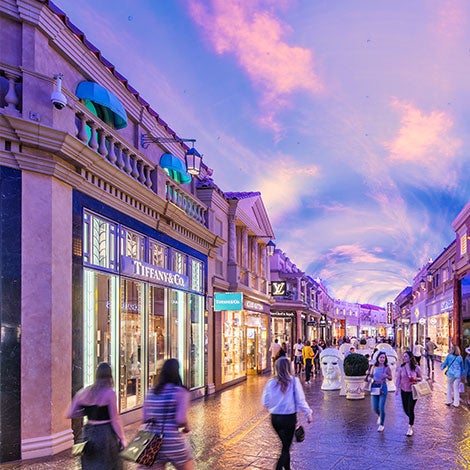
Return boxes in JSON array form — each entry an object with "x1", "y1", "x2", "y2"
[
  {"x1": 320, "y1": 348, "x2": 343, "y2": 390},
  {"x1": 372, "y1": 346, "x2": 398, "y2": 391}
]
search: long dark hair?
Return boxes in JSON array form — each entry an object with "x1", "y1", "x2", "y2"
[
  {"x1": 374, "y1": 351, "x2": 389, "y2": 367},
  {"x1": 401, "y1": 350, "x2": 417, "y2": 370},
  {"x1": 88, "y1": 362, "x2": 114, "y2": 399},
  {"x1": 153, "y1": 358, "x2": 183, "y2": 394}
]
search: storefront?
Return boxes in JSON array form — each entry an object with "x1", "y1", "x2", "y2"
[
  {"x1": 411, "y1": 302, "x2": 426, "y2": 346},
  {"x1": 74, "y1": 194, "x2": 207, "y2": 417},
  {"x1": 427, "y1": 297, "x2": 453, "y2": 360},
  {"x1": 271, "y1": 311, "x2": 296, "y2": 357},
  {"x1": 215, "y1": 293, "x2": 269, "y2": 388},
  {"x1": 461, "y1": 275, "x2": 470, "y2": 351}
]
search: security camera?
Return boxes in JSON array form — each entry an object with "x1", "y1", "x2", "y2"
[{"x1": 51, "y1": 74, "x2": 67, "y2": 110}]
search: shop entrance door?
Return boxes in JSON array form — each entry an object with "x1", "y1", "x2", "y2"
[{"x1": 246, "y1": 327, "x2": 259, "y2": 374}]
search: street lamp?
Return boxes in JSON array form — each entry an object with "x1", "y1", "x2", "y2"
[
  {"x1": 140, "y1": 133, "x2": 203, "y2": 176},
  {"x1": 426, "y1": 271, "x2": 433, "y2": 283},
  {"x1": 266, "y1": 240, "x2": 276, "y2": 256},
  {"x1": 420, "y1": 278, "x2": 426, "y2": 290}
]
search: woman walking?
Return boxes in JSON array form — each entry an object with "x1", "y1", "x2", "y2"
[
  {"x1": 262, "y1": 357, "x2": 313, "y2": 470},
  {"x1": 440, "y1": 345, "x2": 464, "y2": 407},
  {"x1": 140, "y1": 358, "x2": 194, "y2": 469},
  {"x1": 464, "y1": 347, "x2": 470, "y2": 406},
  {"x1": 369, "y1": 351, "x2": 392, "y2": 432},
  {"x1": 66, "y1": 362, "x2": 127, "y2": 469},
  {"x1": 395, "y1": 351, "x2": 422, "y2": 436}
]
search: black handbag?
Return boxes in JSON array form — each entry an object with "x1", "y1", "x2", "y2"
[{"x1": 294, "y1": 425, "x2": 305, "y2": 442}]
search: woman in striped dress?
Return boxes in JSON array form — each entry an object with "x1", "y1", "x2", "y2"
[{"x1": 139, "y1": 359, "x2": 194, "y2": 470}]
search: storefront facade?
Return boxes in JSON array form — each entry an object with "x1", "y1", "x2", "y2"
[
  {"x1": 271, "y1": 310, "x2": 297, "y2": 356},
  {"x1": 215, "y1": 293, "x2": 270, "y2": 387},
  {"x1": 74, "y1": 195, "x2": 208, "y2": 418}
]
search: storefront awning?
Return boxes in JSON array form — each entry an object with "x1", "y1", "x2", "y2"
[
  {"x1": 76, "y1": 81, "x2": 128, "y2": 129},
  {"x1": 159, "y1": 153, "x2": 191, "y2": 184}
]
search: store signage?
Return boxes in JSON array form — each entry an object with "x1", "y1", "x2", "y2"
[
  {"x1": 244, "y1": 300, "x2": 264, "y2": 312},
  {"x1": 419, "y1": 318, "x2": 426, "y2": 325},
  {"x1": 271, "y1": 281, "x2": 287, "y2": 296},
  {"x1": 307, "y1": 321, "x2": 316, "y2": 326},
  {"x1": 271, "y1": 311, "x2": 295, "y2": 317},
  {"x1": 441, "y1": 299, "x2": 454, "y2": 312},
  {"x1": 319, "y1": 314, "x2": 327, "y2": 327},
  {"x1": 214, "y1": 292, "x2": 243, "y2": 311},
  {"x1": 386, "y1": 302, "x2": 393, "y2": 324},
  {"x1": 121, "y1": 256, "x2": 188, "y2": 289}
]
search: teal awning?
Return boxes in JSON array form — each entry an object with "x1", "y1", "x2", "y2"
[
  {"x1": 160, "y1": 153, "x2": 191, "y2": 184},
  {"x1": 76, "y1": 81, "x2": 128, "y2": 129}
]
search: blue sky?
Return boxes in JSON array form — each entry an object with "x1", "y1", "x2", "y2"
[{"x1": 54, "y1": 0, "x2": 470, "y2": 306}]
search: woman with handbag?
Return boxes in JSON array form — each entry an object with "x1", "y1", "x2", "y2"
[
  {"x1": 395, "y1": 351, "x2": 422, "y2": 436},
  {"x1": 66, "y1": 362, "x2": 127, "y2": 469},
  {"x1": 262, "y1": 357, "x2": 313, "y2": 470},
  {"x1": 369, "y1": 351, "x2": 392, "y2": 432},
  {"x1": 139, "y1": 358, "x2": 193, "y2": 470},
  {"x1": 440, "y1": 345, "x2": 464, "y2": 408}
]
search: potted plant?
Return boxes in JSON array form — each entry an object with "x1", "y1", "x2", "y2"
[{"x1": 343, "y1": 353, "x2": 370, "y2": 399}]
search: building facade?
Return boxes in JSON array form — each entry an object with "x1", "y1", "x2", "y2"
[{"x1": 0, "y1": 0, "x2": 222, "y2": 462}]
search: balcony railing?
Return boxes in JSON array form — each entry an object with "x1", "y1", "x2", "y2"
[
  {"x1": 0, "y1": 68, "x2": 22, "y2": 114},
  {"x1": 75, "y1": 104, "x2": 207, "y2": 226}
]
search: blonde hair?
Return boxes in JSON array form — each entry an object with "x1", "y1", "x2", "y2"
[{"x1": 275, "y1": 357, "x2": 293, "y2": 393}]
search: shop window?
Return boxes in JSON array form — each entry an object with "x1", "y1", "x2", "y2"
[
  {"x1": 119, "y1": 278, "x2": 145, "y2": 412},
  {"x1": 121, "y1": 228, "x2": 145, "y2": 261},
  {"x1": 189, "y1": 294, "x2": 204, "y2": 389},
  {"x1": 148, "y1": 286, "x2": 166, "y2": 388},
  {"x1": 172, "y1": 250, "x2": 187, "y2": 275},
  {"x1": 83, "y1": 270, "x2": 119, "y2": 387},
  {"x1": 168, "y1": 290, "x2": 187, "y2": 382},
  {"x1": 149, "y1": 239, "x2": 168, "y2": 268},
  {"x1": 222, "y1": 311, "x2": 246, "y2": 383},
  {"x1": 83, "y1": 211, "x2": 118, "y2": 271},
  {"x1": 190, "y1": 259, "x2": 203, "y2": 293}
]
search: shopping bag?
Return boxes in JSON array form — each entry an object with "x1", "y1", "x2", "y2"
[
  {"x1": 411, "y1": 380, "x2": 432, "y2": 399},
  {"x1": 459, "y1": 382, "x2": 465, "y2": 394},
  {"x1": 71, "y1": 440, "x2": 88, "y2": 456},
  {"x1": 119, "y1": 429, "x2": 163, "y2": 467}
]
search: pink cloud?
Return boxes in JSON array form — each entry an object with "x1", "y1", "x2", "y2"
[{"x1": 188, "y1": 0, "x2": 322, "y2": 130}]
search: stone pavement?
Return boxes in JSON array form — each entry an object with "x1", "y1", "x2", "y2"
[{"x1": 2, "y1": 362, "x2": 469, "y2": 469}]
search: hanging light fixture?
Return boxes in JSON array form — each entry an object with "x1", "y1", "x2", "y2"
[{"x1": 141, "y1": 133, "x2": 203, "y2": 176}]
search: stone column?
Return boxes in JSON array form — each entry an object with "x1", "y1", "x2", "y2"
[{"x1": 21, "y1": 172, "x2": 74, "y2": 459}]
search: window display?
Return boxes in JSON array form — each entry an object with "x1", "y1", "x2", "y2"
[
  {"x1": 148, "y1": 286, "x2": 166, "y2": 388},
  {"x1": 120, "y1": 278, "x2": 144, "y2": 411},
  {"x1": 189, "y1": 294, "x2": 204, "y2": 389},
  {"x1": 222, "y1": 311, "x2": 245, "y2": 383}
]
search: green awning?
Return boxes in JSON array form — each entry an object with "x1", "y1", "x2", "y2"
[
  {"x1": 159, "y1": 153, "x2": 191, "y2": 184},
  {"x1": 76, "y1": 81, "x2": 128, "y2": 129}
]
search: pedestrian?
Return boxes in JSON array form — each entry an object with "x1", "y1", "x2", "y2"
[
  {"x1": 293, "y1": 339, "x2": 304, "y2": 374},
  {"x1": 262, "y1": 357, "x2": 313, "y2": 470},
  {"x1": 270, "y1": 338, "x2": 282, "y2": 372},
  {"x1": 368, "y1": 351, "x2": 392, "y2": 432},
  {"x1": 412, "y1": 340, "x2": 425, "y2": 365},
  {"x1": 278, "y1": 342, "x2": 287, "y2": 358},
  {"x1": 312, "y1": 340, "x2": 321, "y2": 376},
  {"x1": 140, "y1": 358, "x2": 194, "y2": 469},
  {"x1": 66, "y1": 362, "x2": 127, "y2": 469},
  {"x1": 302, "y1": 340, "x2": 314, "y2": 384},
  {"x1": 464, "y1": 347, "x2": 470, "y2": 406},
  {"x1": 395, "y1": 350, "x2": 422, "y2": 436},
  {"x1": 424, "y1": 337, "x2": 437, "y2": 375},
  {"x1": 440, "y1": 345, "x2": 464, "y2": 408}
]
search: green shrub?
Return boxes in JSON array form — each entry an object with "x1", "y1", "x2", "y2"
[{"x1": 343, "y1": 353, "x2": 369, "y2": 376}]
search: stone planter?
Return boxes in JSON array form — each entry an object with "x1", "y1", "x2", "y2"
[{"x1": 344, "y1": 375, "x2": 367, "y2": 399}]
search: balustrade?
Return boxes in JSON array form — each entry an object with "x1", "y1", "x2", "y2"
[
  {"x1": 0, "y1": 69, "x2": 22, "y2": 113},
  {"x1": 75, "y1": 104, "x2": 207, "y2": 226}
]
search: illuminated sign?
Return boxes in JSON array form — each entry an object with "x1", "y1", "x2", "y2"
[
  {"x1": 121, "y1": 256, "x2": 188, "y2": 289},
  {"x1": 214, "y1": 292, "x2": 243, "y2": 311},
  {"x1": 271, "y1": 281, "x2": 287, "y2": 296}
]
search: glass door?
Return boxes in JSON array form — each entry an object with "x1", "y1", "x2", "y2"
[{"x1": 246, "y1": 327, "x2": 258, "y2": 374}]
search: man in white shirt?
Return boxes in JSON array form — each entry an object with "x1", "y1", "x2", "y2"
[{"x1": 293, "y1": 339, "x2": 304, "y2": 374}]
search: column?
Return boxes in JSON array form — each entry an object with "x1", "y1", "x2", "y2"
[{"x1": 21, "y1": 172, "x2": 74, "y2": 459}]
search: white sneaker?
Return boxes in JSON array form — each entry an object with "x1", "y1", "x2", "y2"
[
  {"x1": 377, "y1": 425, "x2": 384, "y2": 432},
  {"x1": 406, "y1": 426, "x2": 413, "y2": 436},
  {"x1": 377, "y1": 416, "x2": 381, "y2": 425}
]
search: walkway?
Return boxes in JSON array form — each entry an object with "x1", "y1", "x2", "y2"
[{"x1": 2, "y1": 362, "x2": 469, "y2": 469}]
